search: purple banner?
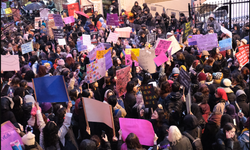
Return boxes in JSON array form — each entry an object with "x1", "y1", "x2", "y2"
[
  {"x1": 105, "y1": 50, "x2": 113, "y2": 70},
  {"x1": 196, "y1": 33, "x2": 218, "y2": 51},
  {"x1": 106, "y1": 13, "x2": 119, "y2": 26}
]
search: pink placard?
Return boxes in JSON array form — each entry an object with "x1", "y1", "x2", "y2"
[
  {"x1": 63, "y1": 16, "x2": 74, "y2": 24},
  {"x1": 1, "y1": 55, "x2": 20, "y2": 71},
  {"x1": 106, "y1": 32, "x2": 119, "y2": 43},
  {"x1": 119, "y1": 118, "x2": 155, "y2": 146},
  {"x1": 114, "y1": 27, "x2": 132, "y2": 38},
  {"x1": 1, "y1": 121, "x2": 24, "y2": 150},
  {"x1": 116, "y1": 66, "x2": 131, "y2": 97},
  {"x1": 153, "y1": 51, "x2": 169, "y2": 67},
  {"x1": 155, "y1": 40, "x2": 171, "y2": 55}
]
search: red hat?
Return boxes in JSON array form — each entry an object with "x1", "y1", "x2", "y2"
[
  {"x1": 198, "y1": 72, "x2": 206, "y2": 82},
  {"x1": 216, "y1": 88, "x2": 228, "y2": 101}
]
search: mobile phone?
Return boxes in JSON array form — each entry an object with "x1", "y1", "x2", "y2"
[
  {"x1": 239, "y1": 109, "x2": 242, "y2": 113},
  {"x1": 101, "y1": 130, "x2": 105, "y2": 138}
]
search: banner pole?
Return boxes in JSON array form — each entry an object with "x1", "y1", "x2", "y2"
[
  {"x1": 62, "y1": 76, "x2": 70, "y2": 101},
  {"x1": 109, "y1": 105, "x2": 116, "y2": 137},
  {"x1": 32, "y1": 79, "x2": 37, "y2": 101},
  {"x1": 81, "y1": 97, "x2": 89, "y2": 128}
]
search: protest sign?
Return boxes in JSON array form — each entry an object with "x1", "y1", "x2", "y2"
[
  {"x1": 125, "y1": 48, "x2": 131, "y2": 55},
  {"x1": 96, "y1": 49, "x2": 110, "y2": 59},
  {"x1": 238, "y1": 44, "x2": 249, "y2": 59},
  {"x1": 106, "y1": 13, "x2": 119, "y2": 26},
  {"x1": 131, "y1": 48, "x2": 140, "y2": 57},
  {"x1": 90, "y1": 32, "x2": 99, "y2": 45},
  {"x1": 106, "y1": 32, "x2": 119, "y2": 43},
  {"x1": 86, "y1": 58, "x2": 106, "y2": 83},
  {"x1": 196, "y1": 33, "x2": 218, "y2": 51},
  {"x1": 82, "y1": 98, "x2": 115, "y2": 135},
  {"x1": 88, "y1": 43, "x2": 105, "y2": 61},
  {"x1": 153, "y1": 51, "x2": 168, "y2": 67},
  {"x1": 219, "y1": 38, "x2": 232, "y2": 51},
  {"x1": 1, "y1": 121, "x2": 24, "y2": 150},
  {"x1": 53, "y1": 14, "x2": 64, "y2": 27},
  {"x1": 52, "y1": 29, "x2": 64, "y2": 40},
  {"x1": 125, "y1": 54, "x2": 133, "y2": 66},
  {"x1": 235, "y1": 49, "x2": 249, "y2": 67},
  {"x1": 33, "y1": 76, "x2": 69, "y2": 103},
  {"x1": 119, "y1": 118, "x2": 155, "y2": 146},
  {"x1": 116, "y1": 66, "x2": 131, "y2": 97},
  {"x1": 220, "y1": 26, "x2": 232, "y2": 37},
  {"x1": 77, "y1": 40, "x2": 87, "y2": 52},
  {"x1": 2, "y1": 2, "x2": 6, "y2": 9},
  {"x1": 1, "y1": 55, "x2": 20, "y2": 72},
  {"x1": 131, "y1": 51, "x2": 138, "y2": 62},
  {"x1": 64, "y1": 16, "x2": 75, "y2": 24},
  {"x1": 81, "y1": 34, "x2": 92, "y2": 47},
  {"x1": 104, "y1": 50, "x2": 113, "y2": 70},
  {"x1": 140, "y1": 84, "x2": 158, "y2": 108},
  {"x1": 40, "y1": 8, "x2": 49, "y2": 20},
  {"x1": 114, "y1": 27, "x2": 132, "y2": 38},
  {"x1": 103, "y1": 43, "x2": 112, "y2": 49},
  {"x1": 47, "y1": 19, "x2": 55, "y2": 29},
  {"x1": 179, "y1": 68, "x2": 191, "y2": 90},
  {"x1": 34, "y1": 17, "x2": 40, "y2": 29},
  {"x1": 183, "y1": 22, "x2": 191, "y2": 38},
  {"x1": 21, "y1": 41, "x2": 33, "y2": 54},
  {"x1": 147, "y1": 33, "x2": 156, "y2": 44},
  {"x1": 138, "y1": 49, "x2": 156, "y2": 73},
  {"x1": 58, "y1": 39, "x2": 66, "y2": 45},
  {"x1": 166, "y1": 35, "x2": 181, "y2": 55},
  {"x1": 186, "y1": 88, "x2": 191, "y2": 114},
  {"x1": 155, "y1": 39, "x2": 171, "y2": 55},
  {"x1": 187, "y1": 34, "x2": 198, "y2": 45}
]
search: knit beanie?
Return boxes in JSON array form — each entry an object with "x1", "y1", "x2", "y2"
[
  {"x1": 172, "y1": 67, "x2": 180, "y2": 74},
  {"x1": 206, "y1": 73, "x2": 213, "y2": 82},
  {"x1": 213, "y1": 72, "x2": 223, "y2": 85},
  {"x1": 22, "y1": 132, "x2": 35, "y2": 146},
  {"x1": 198, "y1": 72, "x2": 206, "y2": 82},
  {"x1": 179, "y1": 65, "x2": 186, "y2": 71},
  {"x1": 40, "y1": 102, "x2": 52, "y2": 113}
]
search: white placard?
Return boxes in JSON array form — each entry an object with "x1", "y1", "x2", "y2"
[{"x1": 58, "y1": 39, "x2": 66, "y2": 45}]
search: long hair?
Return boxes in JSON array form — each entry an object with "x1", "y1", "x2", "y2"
[
  {"x1": 43, "y1": 121, "x2": 59, "y2": 148},
  {"x1": 125, "y1": 133, "x2": 142, "y2": 149},
  {"x1": 168, "y1": 125, "x2": 182, "y2": 146},
  {"x1": 223, "y1": 123, "x2": 237, "y2": 141},
  {"x1": 37, "y1": 65, "x2": 47, "y2": 77},
  {"x1": 160, "y1": 81, "x2": 172, "y2": 95}
]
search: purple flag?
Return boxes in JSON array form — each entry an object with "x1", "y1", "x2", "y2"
[{"x1": 106, "y1": 13, "x2": 119, "y2": 26}]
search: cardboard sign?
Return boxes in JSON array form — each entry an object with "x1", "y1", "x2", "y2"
[
  {"x1": 131, "y1": 51, "x2": 138, "y2": 62},
  {"x1": 47, "y1": 19, "x2": 55, "y2": 28},
  {"x1": 77, "y1": 40, "x2": 87, "y2": 52},
  {"x1": 106, "y1": 13, "x2": 119, "y2": 26},
  {"x1": 153, "y1": 51, "x2": 168, "y2": 67},
  {"x1": 140, "y1": 84, "x2": 158, "y2": 108},
  {"x1": 40, "y1": 8, "x2": 49, "y2": 20},
  {"x1": 103, "y1": 43, "x2": 112, "y2": 49},
  {"x1": 220, "y1": 26, "x2": 232, "y2": 37},
  {"x1": 21, "y1": 41, "x2": 33, "y2": 54},
  {"x1": 147, "y1": 33, "x2": 156, "y2": 44},
  {"x1": 166, "y1": 36, "x2": 181, "y2": 55},
  {"x1": 88, "y1": 43, "x2": 105, "y2": 61},
  {"x1": 64, "y1": 16, "x2": 75, "y2": 24},
  {"x1": 58, "y1": 39, "x2": 66, "y2": 45},
  {"x1": 96, "y1": 49, "x2": 110, "y2": 59},
  {"x1": 34, "y1": 17, "x2": 40, "y2": 29},
  {"x1": 138, "y1": 49, "x2": 156, "y2": 73},
  {"x1": 53, "y1": 14, "x2": 64, "y2": 27},
  {"x1": 187, "y1": 34, "x2": 198, "y2": 45},
  {"x1": 237, "y1": 44, "x2": 249, "y2": 59},
  {"x1": 131, "y1": 48, "x2": 140, "y2": 57},
  {"x1": 196, "y1": 33, "x2": 218, "y2": 51},
  {"x1": 125, "y1": 54, "x2": 133, "y2": 66},
  {"x1": 2, "y1": 2, "x2": 6, "y2": 9},
  {"x1": 114, "y1": 27, "x2": 132, "y2": 38},
  {"x1": 155, "y1": 39, "x2": 171, "y2": 55},
  {"x1": 219, "y1": 38, "x2": 232, "y2": 51},
  {"x1": 235, "y1": 49, "x2": 249, "y2": 67},
  {"x1": 106, "y1": 32, "x2": 119, "y2": 43},
  {"x1": 183, "y1": 22, "x2": 191, "y2": 38},
  {"x1": 33, "y1": 76, "x2": 69, "y2": 103},
  {"x1": 81, "y1": 34, "x2": 92, "y2": 47},
  {"x1": 119, "y1": 118, "x2": 155, "y2": 146},
  {"x1": 116, "y1": 66, "x2": 131, "y2": 97},
  {"x1": 52, "y1": 29, "x2": 64, "y2": 40},
  {"x1": 83, "y1": 98, "x2": 114, "y2": 128},
  {"x1": 90, "y1": 32, "x2": 98, "y2": 45},
  {"x1": 1, "y1": 55, "x2": 20, "y2": 71},
  {"x1": 1, "y1": 121, "x2": 24, "y2": 150},
  {"x1": 86, "y1": 58, "x2": 106, "y2": 83},
  {"x1": 104, "y1": 50, "x2": 113, "y2": 70},
  {"x1": 179, "y1": 68, "x2": 191, "y2": 90}
]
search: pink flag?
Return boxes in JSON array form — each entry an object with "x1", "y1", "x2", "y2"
[
  {"x1": 119, "y1": 118, "x2": 155, "y2": 146},
  {"x1": 153, "y1": 51, "x2": 169, "y2": 67}
]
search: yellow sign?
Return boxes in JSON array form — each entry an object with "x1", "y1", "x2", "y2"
[
  {"x1": 131, "y1": 48, "x2": 140, "y2": 57},
  {"x1": 96, "y1": 47, "x2": 112, "y2": 59}
]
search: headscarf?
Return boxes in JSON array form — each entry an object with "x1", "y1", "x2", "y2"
[{"x1": 216, "y1": 88, "x2": 228, "y2": 101}]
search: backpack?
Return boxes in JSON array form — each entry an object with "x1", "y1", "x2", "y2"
[{"x1": 183, "y1": 127, "x2": 203, "y2": 150}]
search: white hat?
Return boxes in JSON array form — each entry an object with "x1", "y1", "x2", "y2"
[{"x1": 22, "y1": 132, "x2": 35, "y2": 146}]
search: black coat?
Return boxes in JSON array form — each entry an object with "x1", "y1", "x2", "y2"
[
  {"x1": 214, "y1": 129, "x2": 241, "y2": 150},
  {"x1": 131, "y1": 2, "x2": 142, "y2": 17},
  {"x1": 183, "y1": 114, "x2": 202, "y2": 139},
  {"x1": 124, "y1": 92, "x2": 137, "y2": 118},
  {"x1": 142, "y1": 3, "x2": 150, "y2": 13}
]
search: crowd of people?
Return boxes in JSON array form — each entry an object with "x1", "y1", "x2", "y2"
[{"x1": 1, "y1": 0, "x2": 250, "y2": 150}]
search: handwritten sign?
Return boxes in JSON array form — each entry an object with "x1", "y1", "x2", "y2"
[
  {"x1": 138, "y1": 49, "x2": 156, "y2": 73},
  {"x1": 53, "y1": 14, "x2": 64, "y2": 27},
  {"x1": 40, "y1": 8, "x2": 49, "y2": 20},
  {"x1": 88, "y1": 43, "x2": 105, "y2": 61},
  {"x1": 90, "y1": 32, "x2": 99, "y2": 45},
  {"x1": 1, "y1": 55, "x2": 20, "y2": 71},
  {"x1": 77, "y1": 40, "x2": 87, "y2": 52},
  {"x1": 34, "y1": 17, "x2": 40, "y2": 29},
  {"x1": 86, "y1": 58, "x2": 106, "y2": 83},
  {"x1": 52, "y1": 29, "x2": 64, "y2": 40},
  {"x1": 221, "y1": 26, "x2": 232, "y2": 37},
  {"x1": 131, "y1": 48, "x2": 140, "y2": 57},
  {"x1": 2, "y1": 2, "x2": 6, "y2": 9},
  {"x1": 114, "y1": 27, "x2": 132, "y2": 38},
  {"x1": 1, "y1": 121, "x2": 24, "y2": 150},
  {"x1": 238, "y1": 44, "x2": 249, "y2": 59},
  {"x1": 81, "y1": 34, "x2": 92, "y2": 47},
  {"x1": 47, "y1": 19, "x2": 55, "y2": 28},
  {"x1": 125, "y1": 54, "x2": 133, "y2": 66},
  {"x1": 96, "y1": 48, "x2": 111, "y2": 59},
  {"x1": 196, "y1": 33, "x2": 218, "y2": 51},
  {"x1": 166, "y1": 36, "x2": 181, "y2": 55},
  {"x1": 183, "y1": 22, "x2": 191, "y2": 38},
  {"x1": 219, "y1": 38, "x2": 232, "y2": 51},
  {"x1": 140, "y1": 84, "x2": 158, "y2": 108},
  {"x1": 131, "y1": 51, "x2": 138, "y2": 62},
  {"x1": 116, "y1": 66, "x2": 131, "y2": 97},
  {"x1": 179, "y1": 68, "x2": 191, "y2": 90},
  {"x1": 58, "y1": 39, "x2": 66, "y2": 45},
  {"x1": 64, "y1": 16, "x2": 75, "y2": 24},
  {"x1": 235, "y1": 49, "x2": 249, "y2": 67},
  {"x1": 106, "y1": 32, "x2": 119, "y2": 43},
  {"x1": 187, "y1": 35, "x2": 199, "y2": 45},
  {"x1": 119, "y1": 118, "x2": 155, "y2": 146},
  {"x1": 104, "y1": 50, "x2": 113, "y2": 70},
  {"x1": 106, "y1": 13, "x2": 119, "y2": 26},
  {"x1": 147, "y1": 33, "x2": 156, "y2": 44},
  {"x1": 21, "y1": 41, "x2": 33, "y2": 54},
  {"x1": 153, "y1": 51, "x2": 168, "y2": 67},
  {"x1": 155, "y1": 39, "x2": 171, "y2": 55}
]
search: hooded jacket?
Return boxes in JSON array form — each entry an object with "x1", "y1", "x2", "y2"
[
  {"x1": 204, "y1": 14, "x2": 220, "y2": 33},
  {"x1": 131, "y1": 1, "x2": 142, "y2": 16},
  {"x1": 1, "y1": 97, "x2": 19, "y2": 128},
  {"x1": 238, "y1": 130, "x2": 249, "y2": 150},
  {"x1": 183, "y1": 114, "x2": 202, "y2": 139},
  {"x1": 142, "y1": 3, "x2": 150, "y2": 13},
  {"x1": 225, "y1": 104, "x2": 240, "y2": 128},
  {"x1": 191, "y1": 104, "x2": 206, "y2": 129}
]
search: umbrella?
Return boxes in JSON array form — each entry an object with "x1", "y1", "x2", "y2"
[
  {"x1": 24, "y1": 2, "x2": 45, "y2": 11},
  {"x1": 75, "y1": 11, "x2": 90, "y2": 18}
]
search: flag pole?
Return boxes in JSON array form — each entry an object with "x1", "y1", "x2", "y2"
[
  {"x1": 62, "y1": 76, "x2": 70, "y2": 101},
  {"x1": 32, "y1": 78, "x2": 37, "y2": 101}
]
